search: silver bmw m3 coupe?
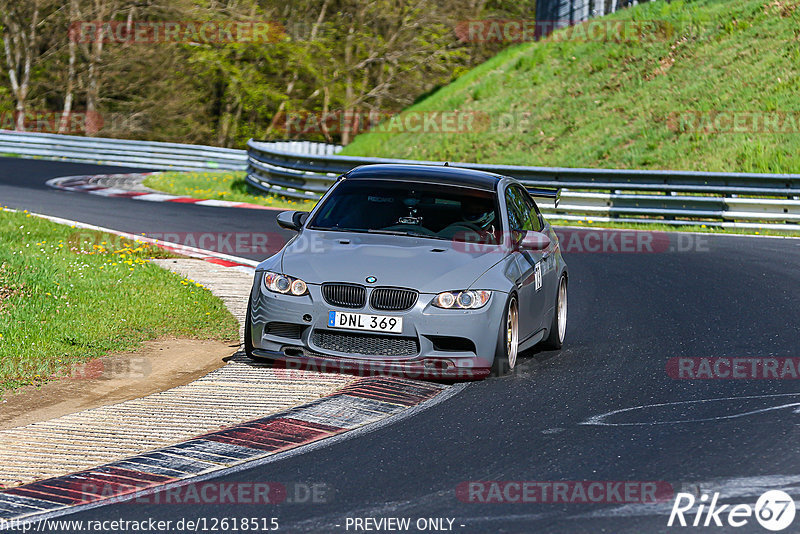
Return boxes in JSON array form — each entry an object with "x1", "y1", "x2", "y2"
[{"x1": 245, "y1": 164, "x2": 568, "y2": 380}]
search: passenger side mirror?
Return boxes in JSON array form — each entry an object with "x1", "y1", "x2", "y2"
[
  {"x1": 521, "y1": 231, "x2": 551, "y2": 251},
  {"x1": 276, "y1": 210, "x2": 308, "y2": 232}
]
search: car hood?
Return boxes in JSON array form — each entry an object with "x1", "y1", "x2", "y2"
[{"x1": 280, "y1": 230, "x2": 506, "y2": 293}]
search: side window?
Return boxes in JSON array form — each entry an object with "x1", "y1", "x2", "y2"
[
  {"x1": 522, "y1": 190, "x2": 543, "y2": 232},
  {"x1": 506, "y1": 186, "x2": 541, "y2": 232},
  {"x1": 505, "y1": 187, "x2": 525, "y2": 231}
]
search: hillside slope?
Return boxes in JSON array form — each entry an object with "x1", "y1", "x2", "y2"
[{"x1": 342, "y1": 0, "x2": 800, "y2": 173}]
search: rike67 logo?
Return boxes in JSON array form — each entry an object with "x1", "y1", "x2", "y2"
[{"x1": 668, "y1": 490, "x2": 796, "y2": 531}]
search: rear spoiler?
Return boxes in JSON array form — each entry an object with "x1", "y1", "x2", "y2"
[{"x1": 526, "y1": 187, "x2": 561, "y2": 208}]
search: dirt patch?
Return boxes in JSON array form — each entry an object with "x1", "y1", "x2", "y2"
[
  {"x1": 0, "y1": 263, "x2": 25, "y2": 312},
  {"x1": 0, "y1": 338, "x2": 237, "y2": 430},
  {"x1": 764, "y1": 0, "x2": 799, "y2": 17}
]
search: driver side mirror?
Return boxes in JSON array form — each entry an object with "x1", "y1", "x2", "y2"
[
  {"x1": 521, "y1": 230, "x2": 551, "y2": 251},
  {"x1": 276, "y1": 210, "x2": 308, "y2": 232}
]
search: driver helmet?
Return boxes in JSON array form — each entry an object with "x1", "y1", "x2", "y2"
[{"x1": 462, "y1": 198, "x2": 495, "y2": 229}]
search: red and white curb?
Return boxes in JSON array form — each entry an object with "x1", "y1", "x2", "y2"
[
  {"x1": 46, "y1": 174, "x2": 281, "y2": 211},
  {"x1": 0, "y1": 378, "x2": 449, "y2": 521},
  {"x1": 0, "y1": 206, "x2": 459, "y2": 523}
]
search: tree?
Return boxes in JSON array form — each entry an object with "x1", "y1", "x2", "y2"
[
  {"x1": 1, "y1": 1, "x2": 46, "y2": 131},
  {"x1": 0, "y1": 0, "x2": 539, "y2": 144},
  {"x1": 58, "y1": 0, "x2": 78, "y2": 133}
]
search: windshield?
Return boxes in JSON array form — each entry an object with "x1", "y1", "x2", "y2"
[{"x1": 308, "y1": 179, "x2": 501, "y2": 242}]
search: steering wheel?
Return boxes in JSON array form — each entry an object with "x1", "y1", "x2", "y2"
[{"x1": 443, "y1": 221, "x2": 485, "y2": 234}]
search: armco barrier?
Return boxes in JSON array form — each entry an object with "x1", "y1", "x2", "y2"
[
  {"x1": 3, "y1": 129, "x2": 797, "y2": 230},
  {"x1": 246, "y1": 139, "x2": 800, "y2": 230},
  {"x1": 0, "y1": 129, "x2": 247, "y2": 171}
]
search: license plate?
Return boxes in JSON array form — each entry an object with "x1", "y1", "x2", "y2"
[{"x1": 328, "y1": 311, "x2": 403, "y2": 333}]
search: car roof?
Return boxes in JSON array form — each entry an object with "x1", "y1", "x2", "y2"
[{"x1": 342, "y1": 164, "x2": 504, "y2": 191}]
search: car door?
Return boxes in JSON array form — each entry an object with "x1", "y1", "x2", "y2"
[
  {"x1": 504, "y1": 185, "x2": 548, "y2": 340},
  {"x1": 531, "y1": 199, "x2": 559, "y2": 320},
  {"x1": 529, "y1": 193, "x2": 559, "y2": 319}
]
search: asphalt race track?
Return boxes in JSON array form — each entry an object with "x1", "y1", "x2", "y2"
[
  {"x1": 0, "y1": 157, "x2": 291, "y2": 260},
  {"x1": 2, "y1": 157, "x2": 800, "y2": 533}
]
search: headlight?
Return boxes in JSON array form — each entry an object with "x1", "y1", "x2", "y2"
[
  {"x1": 432, "y1": 290, "x2": 491, "y2": 309},
  {"x1": 263, "y1": 272, "x2": 308, "y2": 296}
]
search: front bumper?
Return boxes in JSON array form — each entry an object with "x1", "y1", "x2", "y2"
[{"x1": 249, "y1": 276, "x2": 505, "y2": 381}]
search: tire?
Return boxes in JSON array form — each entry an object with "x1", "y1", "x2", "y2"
[
  {"x1": 491, "y1": 294, "x2": 519, "y2": 377},
  {"x1": 540, "y1": 275, "x2": 567, "y2": 350},
  {"x1": 244, "y1": 304, "x2": 256, "y2": 360},
  {"x1": 244, "y1": 302, "x2": 272, "y2": 363},
  {"x1": 245, "y1": 305, "x2": 276, "y2": 365}
]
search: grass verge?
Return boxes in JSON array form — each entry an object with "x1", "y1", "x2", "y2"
[
  {"x1": 0, "y1": 208, "x2": 239, "y2": 397},
  {"x1": 341, "y1": 0, "x2": 800, "y2": 174},
  {"x1": 144, "y1": 171, "x2": 317, "y2": 211}
]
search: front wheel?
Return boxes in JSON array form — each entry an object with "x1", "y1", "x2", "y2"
[
  {"x1": 245, "y1": 305, "x2": 275, "y2": 365},
  {"x1": 244, "y1": 304, "x2": 256, "y2": 359},
  {"x1": 540, "y1": 275, "x2": 567, "y2": 350},
  {"x1": 491, "y1": 295, "x2": 519, "y2": 376}
]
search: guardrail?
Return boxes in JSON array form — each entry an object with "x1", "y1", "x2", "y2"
[
  {"x1": 0, "y1": 130, "x2": 248, "y2": 171},
  {"x1": 246, "y1": 139, "x2": 800, "y2": 230}
]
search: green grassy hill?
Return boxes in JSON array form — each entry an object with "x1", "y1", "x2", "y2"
[{"x1": 341, "y1": 0, "x2": 800, "y2": 173}]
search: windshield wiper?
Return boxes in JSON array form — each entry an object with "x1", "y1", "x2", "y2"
[
  {"x1": 310, "y1": 227, "x2": 368, "y2": 234},
  {"x1": 367, "y1": 229, "x2": 409, "y2": 236},
  {"x1": 367, "y1": 229, "x2": 450, "y2": 241},
  {"x1": 312, "y1": 227, "x2": 449, "y2": 240}
]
